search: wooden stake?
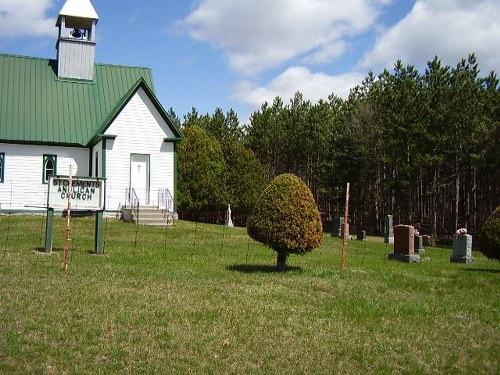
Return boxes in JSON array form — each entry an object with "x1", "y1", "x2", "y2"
[
  {"x1": 63, "y1": 167, "x2": 72, "y2": 272},
  {"x1": 341, "y1": 182, "x2": 350, "y2": 274}
]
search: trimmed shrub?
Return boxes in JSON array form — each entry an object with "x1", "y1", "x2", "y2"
[
  {"x1": 247, "y1": 173, "x2": 323, "y2": 270},
  {"x1": 478, "y1": 206, "x2": 500, "y2": 261}
]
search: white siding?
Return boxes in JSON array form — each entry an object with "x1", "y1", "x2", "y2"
[
  {"x1": 57, "y1": 40, "x2": 96, "y2": 80},
  {"x1": 104, "y1": 88, "x2": 176, "y2": 211},
  {"x1": 0, "y1": 143, "x2": 89, "y2": 210}
]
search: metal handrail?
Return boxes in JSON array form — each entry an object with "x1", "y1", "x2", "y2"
[
  {"x1": 125, "y1": 188, "x2": 140, "y2": 223},
  {"x1": 157, "y1": 188, "x2": 174, "y2": 212}
]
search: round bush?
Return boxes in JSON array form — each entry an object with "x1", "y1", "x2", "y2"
[
  {"x1": 478, "y1": 206, "x2": 500, "y2": 261},
  {"x1": 247, "y1": 173, "x2": 323, "y2": 269}
]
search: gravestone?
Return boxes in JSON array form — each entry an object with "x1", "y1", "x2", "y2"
[
  {"x1": 414, "y1": 235, "x2": 425, "y2": 254},
  {"x1": 450, "y1": 231, "x2": 474, "y2": 263},
  {"x1": 332, "y1": 216, "x2": 343, "y2": 237},
  {"x1": 388, "y1": 225, "x2": 420, "y2": 262},
  {"x1": 357, "y1": 230, "x2": 366, "y2": 241},
  {"x1": 384, "y1": 215, "x2": 394, "y2": 244},
  {"x1": 422, "y1": 235, "x2": 432, "y2": 247},
  {"x1": 226, "y1": 204, "x2": 234, "y2": 227}
]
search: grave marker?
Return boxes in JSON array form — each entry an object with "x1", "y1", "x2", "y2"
[
  {"x1": 422, "y1": 235, "x2": 433, "y2": 247},
  {"x1": 226, "y1": 204, "x2": 234, "y2": 227},
  {"x1": 388, "y1": 224, "x2": 421, "y2": 263},
  {"x1": 414, "y1": 234, "x2": 425, "y2": 254},
  {"x1": 332, "y1": 216, "x2": 343, "y2": 237},
  {"x1": 450, "y1": 229, "x2": 474, "y2": 263},
  {"x1": 357, "y1": 230, "x2": 366, "y2": 241},
  {"x1": 384, "y1": 215, "x2": 394, "y2": 244}
]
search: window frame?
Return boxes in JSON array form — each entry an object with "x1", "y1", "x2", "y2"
[
  {"x1": 42, "y1": 154, "x2": 57, "y2": 184},
  {"x1": 94, "y1": 151, "x2": 99, "y2": 177},
  {"x1": 0, "y1": 152, "x2": 4, "y2": 183}
]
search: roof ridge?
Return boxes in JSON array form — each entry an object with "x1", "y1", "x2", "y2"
[
  {"x1": 0, "y1": 54, "x2": 150, "y2": 71},
  {"x1": 95, "y1": 61, "x2": 151, "y2": 70},
  {"x1": 0, "y1": 53, "x2": 54, "y2": 61}
]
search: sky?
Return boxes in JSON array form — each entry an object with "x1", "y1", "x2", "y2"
[{"x1": 0, "y1": 0, "x2": 499, "y2": 124}]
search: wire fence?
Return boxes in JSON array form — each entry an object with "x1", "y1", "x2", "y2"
[{"x1": 3, "y1": 215, "x2": 458, "y2": 275}]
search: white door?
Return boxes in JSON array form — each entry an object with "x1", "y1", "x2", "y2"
[{"x1": 130, "y1": 154, "x2": 150, "y2": 205}]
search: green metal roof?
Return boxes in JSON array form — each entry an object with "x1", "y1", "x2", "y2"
[{"x1": 0, "y1": 53, "x2": 181, "y2": 146}]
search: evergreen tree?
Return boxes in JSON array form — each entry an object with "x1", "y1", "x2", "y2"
[{"x1": 177, "y1": 125, "x2": 227, "y2": 213}]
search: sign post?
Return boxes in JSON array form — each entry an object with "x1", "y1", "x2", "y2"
[
  {"x1": 44, "y1": 208, "x2": 54, "y2": 253},
  {"x1": 95, "y1": 210, "x2": 104, "y2": 255}
]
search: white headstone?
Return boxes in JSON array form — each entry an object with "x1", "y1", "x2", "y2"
[
  {"x1": 384, "y1": 215, "x2": 394, "y2": 244},
  {"x1": 450, "y1": 230, "x2": 473, "y2": 263},
  {"x1": 226, "y1": 204, "x2": 234, "y2": 227}
]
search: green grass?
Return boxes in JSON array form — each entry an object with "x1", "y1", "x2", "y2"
[{"x1": 0, "y1": 215, "x2": 499, "y2": 374}]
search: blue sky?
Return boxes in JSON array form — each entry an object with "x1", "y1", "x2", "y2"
[{"x1": 0, "y1": 0, "x2": 499, "y2": 124}]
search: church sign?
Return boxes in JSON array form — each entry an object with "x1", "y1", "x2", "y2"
[{"x1": 48, "y1": 176, "x2": 105, "y2": 210}]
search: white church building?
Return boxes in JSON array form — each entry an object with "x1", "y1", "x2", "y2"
[{"x1": 0, "y1": 0, "x2": 182, "y2": 217}]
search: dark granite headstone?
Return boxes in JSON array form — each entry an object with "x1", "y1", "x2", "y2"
[
  {"x1": 357, "y1": 230, "x2": 366, "y2": 241},
  {"x1": 332, "y1": 216, "x2": 343, "y2": 237}
]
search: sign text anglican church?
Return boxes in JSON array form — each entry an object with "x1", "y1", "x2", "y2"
[{"x1": 48, "y1": 176, "x2": 105, "y2": 210}]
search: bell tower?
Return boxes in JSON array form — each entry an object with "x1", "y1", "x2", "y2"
[{"x1": 56, "y1": 0, "x2": 99, "y2": 80}]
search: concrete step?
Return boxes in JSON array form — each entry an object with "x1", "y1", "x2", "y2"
[
  {"x1": 137, "y1": 207, "x2": 174, "y2": 226},
  {"x1": 122, "y1": 206, "x2": 174, "y2": 226}
]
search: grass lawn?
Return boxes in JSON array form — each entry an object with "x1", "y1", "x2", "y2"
[{"x1": 0, "y1": 215, "x2": 499, "y2": 374}]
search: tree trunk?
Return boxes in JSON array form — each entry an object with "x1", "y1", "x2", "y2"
[
  {"x1": 276, "y1": 251, "x2": 287, "y2": 271},
  {"x1": 431, "y1": 170, "x2": 438, "y2": 240},
  {"x1": 407, "y1": 145, "x2": 412, "y2": 224},
  {"x1": 472, "y1": 165, "x2": 477, "y2": 234},
  {"x1": 374, "y1": 170, "x2": 380, "y2": 234},
  {"x1": 454, "y1": 157, "x2": 460, "y2": 232}
]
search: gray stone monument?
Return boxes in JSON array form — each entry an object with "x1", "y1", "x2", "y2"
[
  {"x1": 450, "y1": 229, "x2": 473, "y2": 263},
  {"x1": 388, "y1": 224, "x2": 420, "y2": 263},
  {"x1": 384, "y1": 215, "x2": 394, "y2": 244},
  {"x1": 226, "y1": 204, "x2": 234, "y2": 227},
  {"x1": 414, "y1": 234, "x2": 425, "y2": 254},
  {"x1": 332, "y1": 216, "x2": 343, "y2": 237},
  {"x1": 357, "y1": 230, "x2": 366, "y2": 241}
]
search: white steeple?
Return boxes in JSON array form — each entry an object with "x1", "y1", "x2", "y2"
[
  {"x1": 56, "y1": 0, "x2": 100, "y2": 80},
  {"x1": 57, "y1": 0, "x2": 99, "y2": 28}
]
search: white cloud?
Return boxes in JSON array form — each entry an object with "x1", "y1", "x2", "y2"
[
  {"x1": 233, "y1": 0, "x2": 500, "y2": 114},
  {"x1": 179, "y1": 0, "x2": 387, "y2": 76},
  {"x1": 204, "y1": 0, "x2": 500, "y2": 117},
  {"x1": 0, "y1": 0, "x2": 56, "y2": 39},
  {"x1": 233, "y1": 66, "x2": 364, "y2": 108},
  {"x1": 360, "y1": 0, "x2": 500, "y2": 73}
]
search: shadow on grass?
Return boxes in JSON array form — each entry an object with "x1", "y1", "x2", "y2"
[
  {"x1": 463, "y1": 268, "x2": 500, "y2": 274},
  {"x1": 35, "y1": 247, "x2": 98, "y2": 255},
  {"x1": 226, "y1": 264, "x2": 303, "y2": 273},
  {"x1": 35, "y1": 247, "x2": 64, "y2": 253}
]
